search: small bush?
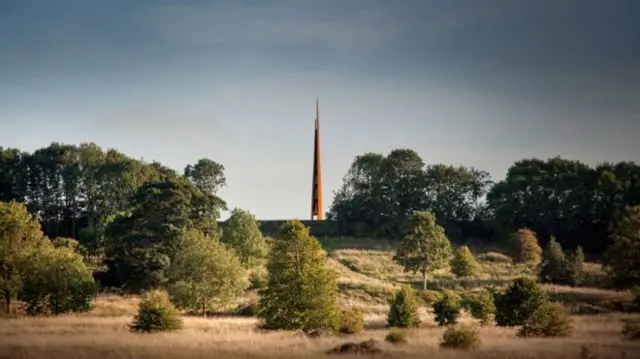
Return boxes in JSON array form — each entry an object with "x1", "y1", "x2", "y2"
[
  {"x1": 421, "y1": 290, "x2": 443, "y2": 306},
  {"x1": 468, "y1": 289, "x2": 496, "y2": 325},
  {"x1": 328, "y1": 339, "x2": 382, "y2": 354},
  {"x1": 339, "y1": 308, "x2": 365, "y2": 335},
  {"x1": 494, "y1": 277, "x2": 547, "y2": 327},
  {"x1": 385, "y1": 330, "x2": 407, "y2": 345},
  {"x1": 477, "y1": 252, "x2": 512, "y2": 263},
  {"x1": 517, "y1": 302, "x2": 572, "y2": 338},
  {"x1": 387, "y1": 286, "x2": 421, "y2": 328},
  {"x1": 130, "y1": 290, "x2": 183, "y2": 333},
  {"x1": 451, "y1": 246, "x2": 479, "y2": 277},
  {"x1": 622, "y1": 321, "x2": 640, "y2": 340},
  {"x1": 440, "y1": 325, "x2": 481, "y2": 350},
  {"x1": 511, "y1": 228, "x2": 542, "y2": 265},
  {"x1": 234, "y1": 300, "x2": 258, "y2": 317},
  {"x1": 433, "y1": 291, "x2": 461, "y2": 326}
]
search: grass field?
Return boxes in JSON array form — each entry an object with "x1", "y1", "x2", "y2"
[{"x1": 1, "y1": 238, "x2": 638, "y2": 359}]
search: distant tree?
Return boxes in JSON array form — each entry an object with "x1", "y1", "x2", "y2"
[
  {"x1": 20, "y1": 240, "x2": 96, "y2": 315},
  {"x1": 184, "y1": 158, "x2": 226, "y2": 195},
  {"x1": 257, "y1": 220, "x2": 340, "y2": 333},
  {"x1": 168, "y1": 229, "x2": 248, "y2": 317},
  {"x1": 433, "y1": 291, "x2": 461, "y2": 326},
  {"x1": 468, "y1": 289, "x2": 496, "y2": 326},
  {"x1": 538, "y1": 237, "x2": 568, "y2": 284},
  {"x1": 387, "y1": 286, "x2": 421, "y2": 328},
  {"x1": 104, "y1": 178, "x2": 224, "y2": 292},
  {"x1": 511, "y1": 228, "x2": 542, "y2": 265},
  {"x1": 394, "y1": 211, "x2": 452, "y2": 290},
  {"x1": 221, "y1": 208, "x2": 269, "y2": 269},
  {"x1": 517, "y1": 301, "x2": 572, "y2": 338},
  {"x1": 0, "y1": 201, "x2": 48, "y2": 313},
  {"x1": 603, "y1": 206, "x2": 640, "y2": 289},
  {"x1": 450, "y1": 246, "x2": 479, "y2": 277},
  {"x1": 494, "y1": 278, "x2": 547, "y2": 327},
  {"x1": 566, "y1": 246, "x2": 585, "y2": 286}
]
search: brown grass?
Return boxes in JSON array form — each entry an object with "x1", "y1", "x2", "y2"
[{"x1": 1, "y1": 310, "x2": 638, "y2": 359}]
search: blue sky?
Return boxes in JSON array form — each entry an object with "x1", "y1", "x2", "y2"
[{"x1": 2, "y1": 0, "x2": 639, "y2": 220}]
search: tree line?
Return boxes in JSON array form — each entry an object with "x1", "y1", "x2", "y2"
[{"x1": 328, "y1": 148, "x2": 640, "y2": 255}]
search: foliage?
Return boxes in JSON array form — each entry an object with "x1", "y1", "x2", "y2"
[
  {"x1": 387, "y1": 286, "x2": 421, "y2": 328},
  {"x1": 183, "y1": 158, "x2": 226, "y2": 195},
  {"x1": 104, "y1": 178, "x2": 224, "y2": 292},
  {"x1": 538, "y1": 237, "x2": 568, "y2": 283},
  {"x1": 168, "y1": 229, "x2": 248, "y2": 316},
  {"x1": 440, "y1": 325, "x2": 481, "y2": 350},
  {"x1": 338, "y1": 308, "x2": 365, "y2": 334},
  {"x1": 20, "y1": 242, "x2": 96, "y2": 315},
  {"x1": 393, "y1": 211, "x2": 452, "y2": 290},
  {"x1": 257, "y1": 220, "x2": 340, "y2": 333},
  {"x1": 450, "y1": 245, "x2": 479, "y2": 277},
  {"x1": 248, "y1": 269, "x2": 268, "y2": 290},
  {"x1": 420, "y1": 289, "x2": 443, "y2": 306},
  {"x1": 385, "y1": 330, "x2": 407, "y2": 345},
  {"x1": 432, "y1": 291, "x2": 461, "y2": 326},
  {"x1": 0, "y1": 201, "x2": 48, "y2": 313},
  {"x1": 221, "y1": 208, "x2": 269, "y2": 268},
  {"x1": 494, "y1": 277, "x2": 548, "y2": 327},
  {"x1": 517, "y1": 302, "x2": 573, "y2": 338},
  {"x1": 539, "y1": 238, "x2": 585, "y2": 286},
  {"x1": 511, "y1": 228, "x2": 542, "y2": 265},
  {"x1": 130, "y1": 290, "x2": 183, "y2": 333},
  {"x1": 603, "y1": 206, "x2": 640, "y2": 289},
  {"x1": 468, "y1": 289, "x2": 496, "y2": 325}
]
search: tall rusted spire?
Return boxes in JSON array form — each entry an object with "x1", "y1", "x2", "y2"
[{"x1": 311, "y1": 98, "x2": 323, "y2": 220}]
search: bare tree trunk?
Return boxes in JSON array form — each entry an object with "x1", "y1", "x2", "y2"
[
  {"x1": 203, "y1": 301, "x2": 206, "y2": 319},
  {"x1": 423, "y1": 271, "x2": 428, "y2": 291},
  {"x1": 3, "y1": 290, "x2": 11, "y2": 314}
]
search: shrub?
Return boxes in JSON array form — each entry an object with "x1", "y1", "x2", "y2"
[
  {"x1": 538, "y1": 237, "x2": 569, "y2": 284},
  {"x1": 440, "y1": 324, "x2": 481, "y2": 350},
  {"x1": 511, "y1": 228, "x2": 542, "y2": 265},
  {"x1": 477, "y1": 252, "x2": 512, "y2": 263},
  {"x1": 328, "y1": 339, "x2": 382, "y2": 354},
  {"x1": 130, "y1": 290, "x2": 183, "y2": 333},
  {"x1": 234, "y1": 298, "x2": 258, "y2": 317},
  {"x1": 622, "y1": 321, "x2": 640, "y2": 340},
  {"x1": 385, "y1": 330, "x2": 407, "y2": 345},
  {"x1": 517, "y1": 302, "x2": 572, "y2": 338},
  {"x1": 339, "y1": 308, "x2": 365, "y2": 334},
  {"x1": 433, "y1": 291, "x2": 461, "y2": 326},
  {"x1": 387, "y1": 286, "x2": 421, "y2": 328},
  {"x1": 258, "y1": 220, "x2": 340, "y2": 333},
  {"x1": 421, "y1": 290, "x2": 443, "y2": 306},
  {"x1": 451, "y1": 246, "x2": 479, "y2": 277},
  {"x1": 468, "y1": 289, "x2": 496, "y2": 325},
  {"x1": 494, "y1": 277, "x2": 547, "y2": 327},
  {"x1": 566, "y1": 246, "x2": 585, "y2": 286}
]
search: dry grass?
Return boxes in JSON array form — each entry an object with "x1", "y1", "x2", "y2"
[{"x1": 1, "y1": 310, "x2": 638, "y2": 359}]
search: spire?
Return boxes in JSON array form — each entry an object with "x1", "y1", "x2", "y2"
[{"x1": 311, "y1": 98, "x2": 323, "y2": 220}]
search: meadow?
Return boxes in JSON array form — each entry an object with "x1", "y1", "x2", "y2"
[{"x1": 1, "y1": 238, "x2": 638, "y2": 359}]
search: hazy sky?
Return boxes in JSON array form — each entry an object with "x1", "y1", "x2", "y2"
[{"x1": 2, "y1": 0, "x2": 639, "y2": 219}]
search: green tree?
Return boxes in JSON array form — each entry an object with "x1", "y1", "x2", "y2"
[
  {"x1": 566, "y1": 246, "x2": 585, "y2": 286},
  {"x1": 433, "y1": 291, "x2": 461, "y2": 326},
  {"x1": 104, "y1": 178, "x2": 224, "y2": 292},
  {"x1": 168, "y1": 229, "x2": 248, "y2": 317},
  {"x1": 20, "y1": 239, "x2": 96, "y2": 315},
  {"x1": 468, "y1": 289, "x2": 496, "y2": 325},
  {"x1": 130, "y1": 290, "x2": 183, "y2": 333},
  {"x1": 257, "y1": 220, "x2": 340, "y2": 333},
  {"x1": 450, "y1": 245, "x2": 479, "y2": 277},
  {"x1": 0, "y1": 201, "x2": 48, "y2": 313},
  {"x1": 538, "y1": 237, "x2": 568, "y2": 284},
  {"x1": 494, "y1": 277, "x2": 548, "y2": 327},
  {"x1": 603, "y1": 206, "x2": 640, "y2": 289},
  {"x1": 394, "y1": 211, "x2": 452, "y2": 290},
  {"x1": 511, "y1": 228, "x2": 542, "y2": 265},
  {"x1": 184, "y1": 158, "x2": 226, "y2": 195},
  {"x1": 221, "y1": 208, "x2": 269, "y2": 268},
  {"x1": 517, "y1": 301, "x2": 572, "y2": 338},
  {"x1": 387, "y1": 286, "x2": 421, "y2": 328}
]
